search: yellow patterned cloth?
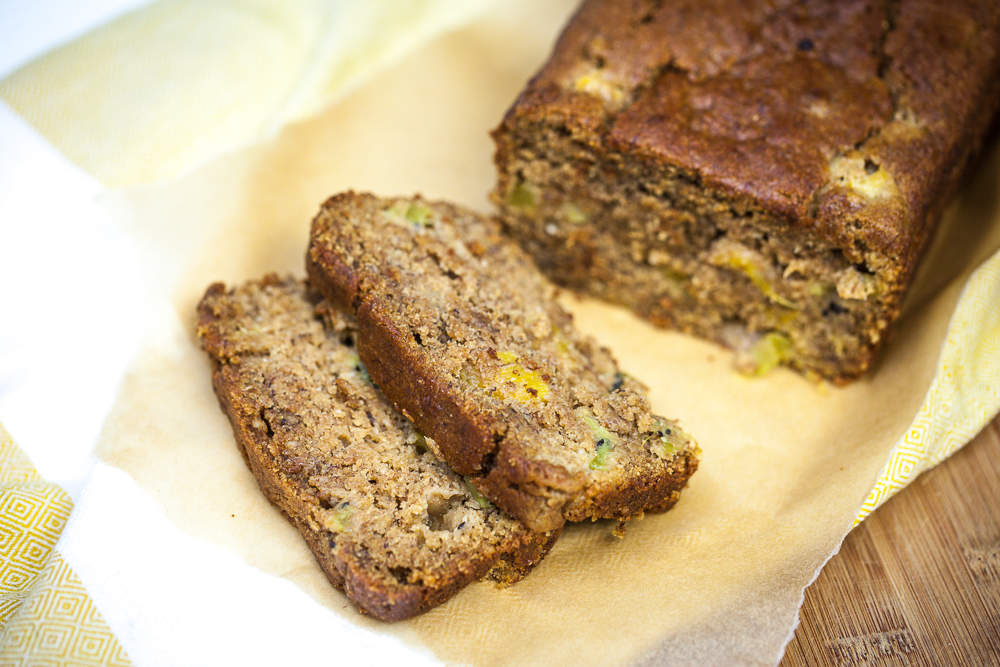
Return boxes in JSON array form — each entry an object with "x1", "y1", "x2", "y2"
[
  {"x1": 857, "y1": 251, "x2": 1000, "y2": 522},
  {"x1": 0, "y1": 425, "x2": 131, "y2": 665}
]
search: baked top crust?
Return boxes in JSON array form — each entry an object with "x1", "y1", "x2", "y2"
[
  {"x1": 505, "y1": 0, "x2": 1000, "y2": 267},
  {"x1": 307, "y1": 192, "x2": 699, "y2": 532},
  {"x1": 197, "y1": 275, "x2": 557, "y2": 621}
]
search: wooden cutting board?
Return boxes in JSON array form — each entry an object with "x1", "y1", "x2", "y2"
[{"x1": 780, "y1": 414, "x2": 1000, "y2": 666}]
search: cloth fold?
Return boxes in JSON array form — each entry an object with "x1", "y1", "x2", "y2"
[
  {"x1": 857, "y1": 251, "x2": 1000, "y2": 522},
  {"x1": 0, "y1": 0, "x2": 494, "y2": 188}
]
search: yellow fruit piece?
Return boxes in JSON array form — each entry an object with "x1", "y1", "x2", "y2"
[
  {"x1": 576, "y1": 406, "x2": 618, "y2": 470},
  {"x1": 463, "y1": 477, "x2": 493, "y2": 509},
  {"x1": 724, "y1": 253, "x2": 797, "y2": 309},
  {"x1": 573, "y1": 70, "x2": 627, "y2": 105},
  {"x1": 508, "y1": 181, "x2": 538, "y2": 210},
  {"x1": 323, "y1": 503, "x2": 354, "y2": 533},
  {"x1": 383, "y1": 200, "x2": 434, "y2": 227},
  {"x1": 487, "y1": 352, "x2": 551, "y2": 403},
  {"x1": 748, "y1": 332, "x2": 794, "y2": 377}
]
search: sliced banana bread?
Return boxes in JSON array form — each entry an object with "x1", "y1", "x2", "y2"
[
  {"x1": 307, "y1": 192, "x2": 699, "y2": 533},
  {"x1": 196, "y1": 275, "x2": 558, "y2": 621},
  {"x1": 491, "y1": 0, "x2": 1000, "y2": 383}
]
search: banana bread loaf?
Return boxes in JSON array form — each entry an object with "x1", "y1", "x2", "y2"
[
  {"x1": 197, "y1": 275, "x2": 558, "y2": 621},
  {"x1": 307, "y1": 192, "x2": 699, "y2": 533},
  {"x1": 492, "y1": 0, "x2": 1000, "y2": 383}
]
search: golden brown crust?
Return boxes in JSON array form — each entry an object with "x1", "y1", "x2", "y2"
[
  {"x1": 197, "y1": 276, "x2": 558, "y2": 621},
  {"x1": 492, "y1": 0, "x2": 1000, "y2": 383},
  {"x1": 355, "y1": 297, "x2": 499, "y2": 476},
  {"x1": 306, "y1": 192, "x2": 699, "y2": 532}
]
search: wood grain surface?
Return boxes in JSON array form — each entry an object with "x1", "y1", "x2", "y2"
[{"x1": 780, "y1": 414, "x2": 1000, "y2": 666}]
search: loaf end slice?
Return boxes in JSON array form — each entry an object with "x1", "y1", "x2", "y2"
[
  {"x1": 307, "y1": 192, "x2": 699, "y2": 533},
  {"x1": 197, "y1": 275, "x2": 558, "y2": 621},
  {"x1": 492, "y1": 0, "x2": 1000, "y2": 383}
]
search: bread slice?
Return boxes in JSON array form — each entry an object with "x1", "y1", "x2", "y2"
[
  {"x1": 196, "y1": 275, "x2": 558, "y2": 621},
  {"x1": 307, "y1": 192, "x2": 699, "y2": 533}
]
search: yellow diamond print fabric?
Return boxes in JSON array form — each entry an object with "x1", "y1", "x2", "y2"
[
  {"x1": 0, "y1": 553, "x2": 131, "y2": 667},
  {"x1": 0, "y1": 425, "x2": 73, "y2": 630},
  {"x1": 0, "y1": 424, "x2": 131, "y2": 666},
  {"x1": 856, "y1": 250, "x2": 1000, "y2": 523}
]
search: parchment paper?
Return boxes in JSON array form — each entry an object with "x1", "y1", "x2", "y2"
[{"x1": 87, "y1": 2, "x2": 1000, "y2": 665}]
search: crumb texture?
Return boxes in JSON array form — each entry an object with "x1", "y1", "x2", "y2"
[
  {"x1": 196, "y1": 275, "x2": 557, "y2": 621},
  {"x1": 492, "y1": 0, "x2": 1000, "y2": 382},
  {"x1": 307, "y1": 193, "x2": 699, "y2": 532}
]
